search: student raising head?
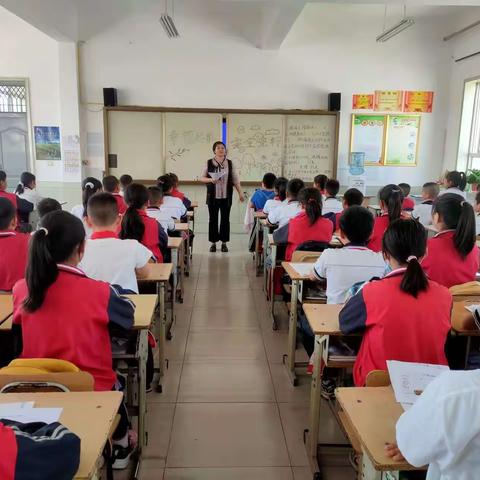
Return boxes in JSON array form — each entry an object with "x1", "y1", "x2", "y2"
[
  {"x1": 334, "y1": 187, "x2": 364, "y2": 230},
  {"x1": 102, "y1": 175, "x2": 127, "y2": 215},
  {"x1": 368, "y1": 184, "x2": 404, "y2": 252},
  {"x1": 37, "y1": 198, "x2": 62, "y2": 220},
  {"x1": 12, "y1": 210, "x2": 135, "y2": 391},
  {"x1": 120, "y1": 183, "x2": 167, "y2": 262},
  {"x1": 249, "y1": 172, "x2": 276, "y2": 212},
  {"x1": 267, "y1": 178, "x2": 304, "y2": 227},
  {"x1": 71, "y1": 177, "x2": 103, "y2": 239},
  {"x1": 119, "y1": 174, "x2": 133, "y2": 196},
  {"x1": 313, "y1": 174, "x2": 328, "y2": 196},
  {"x1": 313, "y1": 206, "x2": 386, "y2": 304},
  {"x1": 146, "y1": 186, "x2": 175, "y2": 234},
  {"x1": 440, "y1": 170, "x2": 467, "y2": 199},
  {"x1": 79, "y1": 193, "x2": 152, "y2": 293},
  {"x1": 339, "y1": 218, "x2": 452, "y2": 386},
  {"x1": 0, "y1": 197, "x2": 29, "y2": 292},
  {"x1": 157, "y1": 174, "x2": 187, "y2": 220},
  {"x1": 273, "y1": 187, "x2": 334, "y2": 261},
  {"x1": 263, "y1": 177, "x2": 287, "y2": 215},
  {"x1": 399, "y1": 183, "x2": 415, "y2": 211},
  {"x1": 322, "y1": 179, "x2": 343, "y2": 215},
  {"x1": 168, "y1": 172, "x2": 192, "y2": 209},
  {"x1": 412, "y1": 182, "x2": 439, "y2": 226},
  {"x1": 421, "y1": 193, "x2": 478, "y2": 288},
  {"x1": 15, "y1": 172, "x2": 42, "y2": 207}
]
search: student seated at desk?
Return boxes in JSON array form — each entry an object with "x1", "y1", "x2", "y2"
[
  {"x1": 120, "y1": 183, "x2": 167, "y2": 262},
  {"x1": 334, "y1": 187, "x2": 364, "y2": 230},
  {"x1": 37, "y1": 198, "x2": 62, "y2": 221},
  {"x1": 412, "y1": 182, "x2": 439, "y2": 226},
  {"x1": 0, "y1": 171, "x2": 33, "y2": 227},
  {"x1": 322, "y1": 179, "x2": 343, "y2": 215},
  {"x1": 146, "y1": 186, "x2": 175, "y2": 234},
  {"x1": 168, "y1": 172, "x2": 192, "y2": 209},
  {"x1": 157, "y1": 174, "x2": 187, "y2": 220},
  {"x1": 312, "y1": 206, "x2": 386, "y2": 304},
  {"x1": 15, "y1": 171, "x2": 42, "y2": 208},
  {"x1": 79, "y1": 193, "x2": 152, "y2": 293},
  {"x1": 368, "y1": 184, "x2": 404, "y2": 252},
  {"x1": 313, "y1": 174, "x2": 328, "y2": 197},
  {"x1": 399, "y1": 182, "x2": 415, "y2": 211},
  {"x1": 263, "y1": 176, "x2": 288, "y2": 215},
  {"x1": 422, "y1": 193, "x2": 478, "y2": 288},
  {"x1": 273, "y1": 188, "x2": 333, "y2": 261},
  {"x1": 0, "y1": 198, "x2": 29, "y2": 292},
  {"x1": 119, "y1": 174, "x2": 133, "y2": 197},
  {"x1": 439, "y1": 170, "x2": 467, "y2": 199},
  {"x1": 249, "y1": 172, "x2": 276, "y2": 212},
  {"x1": 12, "y1": 211, "x2": 136, "y2": 468},
  {"x1": 268, "y1": 178, "x2": 304, "y2": 227},
  {"x1": 339, "y1": 219, "x2": 452, "y2": 386},
  {"x1": 71, "y1": 177, "x2": 103, "y2": 238},
  {"x1": 385, "y1": 369, "x2": 480, "y2": 480},
  {"x1": 102, "y1": 175, "x2": 127, "y2": 215}
]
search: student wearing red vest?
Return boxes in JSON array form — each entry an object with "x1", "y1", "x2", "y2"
[
  {"x1": 368, "y1": 184, "x2": 404, "y2": 252},
  {"x1": 0, "y1": 170, "x2": 18, "y2": 209},
  {"x1": 102, "y1": 175, "x2": 127, "y2": 215},
  {"x1": 339, "y1": 219, "x2": 452, "y2": 387},
  {"x1": 120, "y1": 183, "x2": 167, "y2": 262},
  {"x1": 313, "y1": 174, "x2": 328, "y2": 197},
  {"x1": 273, "y1": 187, "x2": 334, "y2": 261},
  {"x1": 334, "y1": 187, "x2": 364, "y2": 230},
  {"x1": 168, "y1": 172, "x2": 192, "y2": 209},
  {"x1": 422, "y1": 193, "x2": 479, "y2": 288},
  {"x1": 0, "y1": 171, "x2": 33, "y2": 227},
  {"x1": 0, "y1": 198, "x2": 29, "y2": 291},
  {"x1": 399, "y1": 183, "x2": 415, "y2": 211}
]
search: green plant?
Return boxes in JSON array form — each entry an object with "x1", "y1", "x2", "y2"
[{"x1": 466, "y1": 169, "x2": 480, "y2": 184}]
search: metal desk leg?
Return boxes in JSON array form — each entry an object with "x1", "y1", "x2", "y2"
[
  {"x1": 137, "y1": 330, "x2": 148, "y2": 452},
  {"x1": 270, "y1": 244, "x2": 277, "y2": 329},
  {"x1": 284, "y1": 279, "x2": 299, "y2": 386},
  {"x1": 185, "y1": 233, "x2": 190, "y2": 276},
  {"x1": 255, "y1": 219, "x2": 261, "y2": 276},
  {"x1": 156, "y1": 281, "x2": 166, "y2": 392},
  {"x1": 361, "y1": 449, "x2": 398, "y2": 479},
  {"x1": 171, "y1": 247, "x2": 179, "y2": 301},
  {"x1": 263, "y1": 225, "x2": 269, "y2": 291}
]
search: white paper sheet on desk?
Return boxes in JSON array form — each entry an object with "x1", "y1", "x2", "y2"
[
  {"x1": 290, "y1": 263, "x2": 314, "y2": 277},
  {"x1": 0, "y1": 402, "x2": 62, "y2": 424},
  {"x1": 209, "y1": 171, "x2": 226, "y2": 181},
  {"x1": 387, "y1": 360, "x2": 449, "y2": 408},
  {"x1": 464, "y1": 304, "x2": 480, "y2": 314}
]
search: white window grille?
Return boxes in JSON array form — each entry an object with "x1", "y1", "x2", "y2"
[
  {"x1": 0, "y1": 81, "x2": 27, "y2": 113},
  {"x1": 467, "y1": 81, "x2": 480, "y2": 170}
]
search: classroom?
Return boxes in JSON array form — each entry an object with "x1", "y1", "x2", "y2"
[{"x1": 0, "y1": 1, "x2": 480, "y2": 479}]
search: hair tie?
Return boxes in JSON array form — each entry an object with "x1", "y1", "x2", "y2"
[
  {"x1": 37, "y1": 227, "x2": 48, "y2": 237},
  {"x1": 307, "y1": 198, "x2": 316, "y2": 204},
  {"x1": 461, "y1": 201, "x2": 466, "y2": 207},
  {"x1": 19, "y1": 182, "x2": 24, "y2": 187},
  {"x1": 85, "y1": 182, "x2": 94, "y2": 189},
  {"x1": 406, "y1": 255, "x2": 417, "y2": 263}
]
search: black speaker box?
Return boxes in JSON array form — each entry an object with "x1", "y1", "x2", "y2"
[
  {"x1": 328, "y1": 92, "x2": 341, "y2": 112},
  {"x1": 103, "y1": 88, "x2": 118, "y2": 107}
]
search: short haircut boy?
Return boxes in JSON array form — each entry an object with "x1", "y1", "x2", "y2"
[
  {"x1": 399, "y1": 183, "x2": 411, "y2": 196},
  {"x1": 119, "y1": 174, "x2": 133, "y2": 188},
  {"x1": 326, "y1": 179, "x2": 340, "y2": 197},
  {"x1": 314, "y1": 174, "x2": 328, "y2": 190},
  {"x1": 148, "y1": 186, "x2": 164, "y2": 205},
  {"x1": 343, "y1": 188, "x2": 364, "y2": 207},
  {"x1": 423, "y1": 182, "x2": 439, "y2": 199},
  {"x1": 339, "y1": 206, "x2": 374, "y2": 244},
  {"x1": 87, "y1": 193, "x2": 119, "y2": 227},
  {"x1": 287, "y1": 178, "x2": 305, "y2": 199},
  {"x1": 0, "y1": 197, "x2": 15, "y2": 229},
  {"x1": 37, "y1": 198, "x2": 62, "y2": 219},
  {"x1": 262, "y1": 173, "x2": 276, "y2": 190},
  {"x1": 102, "y1": 175, "x2": 120, "y2": 193}
]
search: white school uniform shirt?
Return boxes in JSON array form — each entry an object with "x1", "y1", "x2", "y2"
[
  {"x1": 438, "y1": 187, "x2": 467, "y2": 199},
  {"x1": 412, "y1": 201, "x2": 433, "y2": 226},
  {"x1": 79, "y1": 234, "x2": 152, "y2": 294},
  {"x1": 17, "y1": 187, "x2": 42, "y2": 207},
  {"x1": 313, "y1": 245, "x2": 386, "y2": 304},
  {"x1": 396, "y1": 369, "x2": 480, "y2": 480},
  {"x1": 71, "y1": 205, "x2": 92, "y2": 239},
  {"x1": 268, "y1": 200, "x2": 302, "y2": 227},
  {"x1": 263, "y1": 198, "x2": 283, "y2": 215},
  {"x1": 322, "y1": 197, "x2": 343, "y2": 215},
  {"x1": 476, "y1": 215, "x2": 480, "y2": 235},
  {"x1": 160, "y1": 195, "x2": 186, "y2": 220},
  {"x1": 146, "y1": 207, "x2": 175, "y2": 233}
]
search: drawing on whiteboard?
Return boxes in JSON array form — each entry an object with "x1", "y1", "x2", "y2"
[
  {"x1": 168, "y1": 129, "x2": 213, "y2": 147},
  {"x1": 168, "y1": 147, "x2": 190, "y2": 162}
]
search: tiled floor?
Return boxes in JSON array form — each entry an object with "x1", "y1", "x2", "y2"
[{"x1": 118, "y1": 234, "x2": 356, "y2": 480}]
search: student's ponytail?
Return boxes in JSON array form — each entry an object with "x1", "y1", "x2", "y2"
[
  {"x1": 433, "y1": 193, "x2": 475, "y2": 258},
  {"x1": 15, "y1": 172, "x2": 36, "y2": 196},
  {"x1": 120, "y1": 183, "x2": 148, "y2": 242},
  {"x1": 445, "y1": 170, "x2": 467, "y2": 191},
  {"x1": 382, "y1": 218, "x2": 429, "y2": 298},
  {"x1": 81, "y1": 177, "x2": 102, "y2": 217},
  {"x1": 24, "y1": 211, "x2": 85, "y2": 312},
  {"x1": 299, "y1": 187, "x2": 322, "y2": 225},
  {"x1": 275, "y1": 177, "x2": 288, "y2": 201},
  {"x1": 379, "y1": 184, "x2": 403, "y2": 222}
]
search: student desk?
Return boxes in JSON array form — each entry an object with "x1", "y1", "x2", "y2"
[
  {"x1": 168, "y1": 236, "x2": 185, "y2": 303},
  {"x1": 262, "y1": 220, "x2": 275, "y2": 293},
  {"x1": 451, "y1": 301, "x2": 480, "y2": 367},
  {"x1": 174, "y1": 222, "x2": 191, "y2": 276},
  {"x1": 0, "y1": 391, "x2": 122, "y2": 480},
  {"x1": 188, "y1": 202, "x2": 198, "y2": 233},
  {"x1": 336, "y1": 387, "x2": 419, "y2": 479},
  {"x1": 0, "y1": 295, "x2": 13, "y2": 328},
  {"x1": 368, "y1": 204, "x2": 382, "y2": 217},
  {"x1": 253, "y1": 211, "x2": 267, "y2": 276}
]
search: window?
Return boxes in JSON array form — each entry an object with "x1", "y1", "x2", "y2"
[
  {"x1": 0, "y1": 81, "x2": 27, "y2": 113},
  {"x1": 467, "y1": 81, "x2": 480, "y2": 170}
]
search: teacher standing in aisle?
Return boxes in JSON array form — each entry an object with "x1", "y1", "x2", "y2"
[{"x1": 200, "y1": 141, "x2": 244, "y2": 253}]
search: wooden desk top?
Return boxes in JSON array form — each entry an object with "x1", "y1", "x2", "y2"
[
  {"x1": 0, "y1": 391, "x2": 122, "y2": 479},
  {"x1": 268, "y1": 234, "x2": 274, "y2": 246},
  {"x1": 336, "y1": 387, "x2": 417, "y2": 472},
  {"x1": 187, "y1": 211, "x2": 194, "y2": 218},
  {"x1": 168, "y1": 237, "x2": 183, "y2": 249},
  {"x1": 303, "y1": 303, "x2": 343, "y2": 335},
  {"x1": 282, "y1": 262, "x2": 314, "y2": 281},
  {"x1": 174, "y1": 223, "x2": 189, "y2": 231},
  {"x1": 0, "y1": 295, "x2": 13, "y2": 322},
  {"x1": 368, "y1": 204, "x2": 381, "y2": 211},
  {"x1": 190, "y1": 202, "x2": 198, "y2": 208},
  {"x1": 254, "y1": 211, "x2": 267, "y2": 219},
  {"x1": 451, "y1": 301, "x2": 480, "y2": 336},
  {"x1": 125, "y1": 294, "x2": 157, "y2": 329},
  {"x1": 140, "y1": 263, "x2": 173, "y2": 282}
]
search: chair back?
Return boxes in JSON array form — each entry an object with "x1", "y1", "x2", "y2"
[
  {"x1": 450, "y1": 282, "x2": 480, "y2": 302},
  {"x1": 291, "y1": 251, "x2": 322, "y2": 263},
  {"x1": 365, "y1": 370, "x2": 391, "y2": 387}
]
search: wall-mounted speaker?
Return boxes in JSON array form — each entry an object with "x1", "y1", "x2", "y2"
[
  {"x1": 328, "y1": 93, "x2": 341, "y2": 112},
  {"x1": 103, "y1": 88, "x2": 118, "y2": 107}
]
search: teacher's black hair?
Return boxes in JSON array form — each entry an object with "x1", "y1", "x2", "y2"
[{"x1": 212, "y1": 141, "x2": 226, "y2": 152}]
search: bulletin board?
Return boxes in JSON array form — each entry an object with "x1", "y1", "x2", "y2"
[{"x1": 350, "y1": 114, "x2": 386, "y2": 165}]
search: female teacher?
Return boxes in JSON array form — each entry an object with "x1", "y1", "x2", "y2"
[{"x1": 200, "y1": 141, "x2": 244, "y2": 253}]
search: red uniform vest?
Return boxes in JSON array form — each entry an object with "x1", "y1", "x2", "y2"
[
  {"x1": 112, "y1": 193, "x2": 127, "y2": 215},
  {"x1": 171, "y1": 188, "x2": 185, "y2": 200},
  {"x1": 422, "y1": 230, "x2": 480, "y2": 288},
  {"x1": 368, "y1": 214, "x2": 390, "y2": 252},
  {"x1": 137, "y1": 209, "x2": 163, "y2": 262},
  {"x1": 285, "y1": 212, "x2": 333, "y2": 261},
  {"x1": 402, "y1": 197, "x2": 415, "y2": 210},
  {"x1": 0, "y1": 423, "x2": 16, "y2": 480},
  {"x1": 0, "y1": 231, "x2": 29, "y2": 291},
  {"x1": 0, "y1": 190, "x2": 18, "y2": 209}
]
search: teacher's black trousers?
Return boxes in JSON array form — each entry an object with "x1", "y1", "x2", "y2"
[{"x1": 208, "y1": 199, "x2": 231, "y2": 243}]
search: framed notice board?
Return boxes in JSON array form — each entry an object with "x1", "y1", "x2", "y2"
[
  {"x1": 350, "y1": 114, "x2": 386, "y2": 165},
  {"x1": 384, "y1": 115, "x2": 421, "y2": 166}
]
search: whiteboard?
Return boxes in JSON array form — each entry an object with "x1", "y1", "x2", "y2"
[
  {"x1": 227, "y1": 114, "x2": 284, "y2": 181},
  {"x1": 350, "y1": 114, "x2": 386, "y2": 165},
  {"x1": 108, "y1": 111, "x2": 163, "y2": 179},
  {"x1": 283, "y1": 115, "x2": 336, "y2": 181},
  {"x1": 165, "y1": 112, "x2": 223, "y2": 181},
  {"x1": 385, "y1": 115, "x2": 420, "y2": 166}
]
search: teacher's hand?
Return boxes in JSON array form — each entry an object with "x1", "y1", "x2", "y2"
[
  {"x1": 210, "y1": 178, "x2": 218, "y2": 184},
  {"x1": 239, "y1": 194, "x2": 245, "y2": 203}
]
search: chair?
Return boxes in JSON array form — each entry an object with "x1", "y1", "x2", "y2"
[
  {"x1": 365, "y1": 369, "x2": 391, "y2": 387},
  {"x1": 449, "y1": 281, "x2": 480, "y2": 302},
  {"x1": 291, "y1": 251, "x2": 323, "y2": 263}
]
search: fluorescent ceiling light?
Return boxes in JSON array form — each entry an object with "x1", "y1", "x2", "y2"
[
  {"x1": 376, "y1": 5, "x2": 414, "y2": 43},
  {"x1": 159, "y1": 0, "x2": 180, "y2": 39}
]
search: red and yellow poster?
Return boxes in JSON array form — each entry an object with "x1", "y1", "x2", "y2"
[
  {"x1": 374, "y1": 90, "x2": 403, "y2": 112},
  {"x1": 352, "y1": 94, "x2": 374, "y2": 110},
  {"x1": 404, "y1": 91, "x2": 434, "y2": 113}
]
